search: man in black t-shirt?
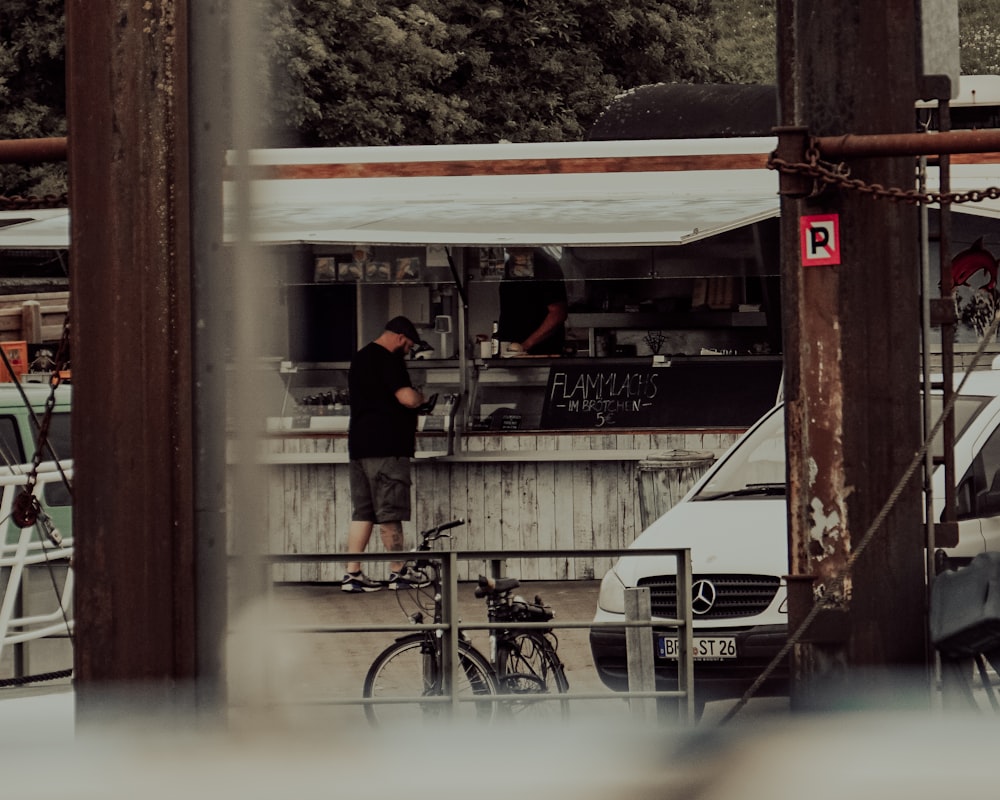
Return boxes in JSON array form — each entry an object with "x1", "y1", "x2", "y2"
[
  {"x1": 342, "y1": 316, "x2": 431, "y2": 593},
  {"x1": 497, "y1": 247, "x2": 568, "y2": 356}
]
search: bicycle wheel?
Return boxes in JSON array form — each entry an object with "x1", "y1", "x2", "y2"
[
  {"x1": 495, "y1": 631, "x2": 570, "y2": 720},
  {"x1": 363, "y1": 633, "x2": 499, "y2": 727}
]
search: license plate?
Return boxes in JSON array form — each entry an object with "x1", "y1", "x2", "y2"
[{"x1": 657, "y1": 635, "x2": 737, "y2": 660}]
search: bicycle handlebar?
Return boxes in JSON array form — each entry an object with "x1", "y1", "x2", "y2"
[{"x1": 418, "y1": 518, "x2": 466, "y2": 548}]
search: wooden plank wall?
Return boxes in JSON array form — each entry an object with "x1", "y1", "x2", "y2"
[
  {"x1": 251, "y1": 430, "x2": 741, "y2": 583},
  {"x1": 0, "y1": 291, "x2": 70, "y2": 343}
]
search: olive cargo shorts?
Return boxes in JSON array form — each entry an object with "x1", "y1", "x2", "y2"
[{"x1": 349, "y1": 456, "x2": 412, "y2": 523}]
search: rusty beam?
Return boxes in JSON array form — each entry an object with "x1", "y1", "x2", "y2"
[
  {"x1": 817, "y1": 128, "x2": 1000, "y2": 160},
  {"x1": 779, "y1": 0, "x2": 926, "y2": 712},
  {"x1": 0, "y1": 137, "x2": 67, "y2": 165},
  {"x1": 229, "y1": 151, "x2": 772, "y2": 181},
  {"x1": 67, "y1": 0, "x2": 198, "y2": 718}
]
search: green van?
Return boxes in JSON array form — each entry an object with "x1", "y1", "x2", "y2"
[
  {"x1": 0, "y1": 381, "x2": 72, "y2": 545},
  {"x1": 0, "y1": 380, "x2": 72, "y2": 679}
]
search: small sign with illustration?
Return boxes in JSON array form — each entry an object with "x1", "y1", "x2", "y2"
[
  {"x1": 314, "y1": 256, "x2": 338, "y2": 283},
  {"x1": 0, "y1": 340, "x2": 27, "y2": 383},
  {"x1": 478, "y1": 247, "x2": 504, "y2": 278},
  {"x1": 394, "y1": 256, "x2": 421, "y2": 281}
]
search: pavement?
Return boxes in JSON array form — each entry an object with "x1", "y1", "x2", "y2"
[
  {"x1": 1, "y1": 576, "x2": 790, "y2": 738},
  {"x1": 226, "y1": 578, "x2": 790, "y2": 729},
  {"x1": 10, "y1": 583, "x2": 1000, "y2": 800},
  {"x1": 226, "y1": 579, "x2": 630, "y2": 728}
]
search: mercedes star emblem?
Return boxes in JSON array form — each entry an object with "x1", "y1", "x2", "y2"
[{"x1": 691, "y1": 579, "x2": 717, "y2": 615}]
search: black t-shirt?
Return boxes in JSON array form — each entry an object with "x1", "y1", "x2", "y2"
[
  {"x1": 347, "y1": 341, "x2": 417, "y2": 459},
  {"x1": 497, "y1": 251, "x2": 567, "y2": 355}
]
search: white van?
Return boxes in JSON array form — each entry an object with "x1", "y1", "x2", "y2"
[{"x1": 590, "y1": 366, "x2": 1000, "y2": 713}]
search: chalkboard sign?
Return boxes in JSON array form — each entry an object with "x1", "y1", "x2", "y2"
[{"x1": 540, "y1": 360, "x2": 783, "y2": 429}]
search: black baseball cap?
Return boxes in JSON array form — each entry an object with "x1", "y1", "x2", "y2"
[{"x1": 385, "y1": 316, "x2": 429, "y2": 347}]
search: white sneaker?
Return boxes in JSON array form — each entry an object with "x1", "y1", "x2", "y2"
[{"x1": 341, "y1": 571, "x2": 383, "y2": 593}]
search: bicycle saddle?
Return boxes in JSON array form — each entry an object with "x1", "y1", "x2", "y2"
[{"x1": 475, "y1": 574, "x2": 520, "y2": 597}]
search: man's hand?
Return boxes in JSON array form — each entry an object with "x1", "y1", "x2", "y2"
[{"x1": 416, "y1": 393, "x2": 438, "y2": 414}]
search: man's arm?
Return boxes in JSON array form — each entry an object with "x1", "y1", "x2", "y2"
[
  {"x1": 520, "y1": 300, "x2": 568, "y2": 353},
  {"x1": 395, "y1": 385, "x2": 425, "y2": 409}
]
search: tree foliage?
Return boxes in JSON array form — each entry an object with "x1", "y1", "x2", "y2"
[
  {"x1": 0, "y1": 0, "x2": 66, "y2": 197},
  {"x1": 715, "y1": 0, "x2": 1000, "y2": 85},
  {"x1": 262, "y1": 0, "x2": 725, "y2": 146},
  {"x1": 1, "y1": 1, "x2": 998, "y2": 196},
  {"x1": 710, "y1": 0, "x2": 776, "y2": 84},
  {"x1": 959, "y1": 0, "x2": 1000, "y2": 75}
]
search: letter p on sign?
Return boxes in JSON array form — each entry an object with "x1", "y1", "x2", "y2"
[{"x1": 800, "y1": 214, "x2": 840, "y2": 266}]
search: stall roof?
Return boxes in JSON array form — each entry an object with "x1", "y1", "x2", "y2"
[
  {"x1": 0, "y1": 138, "x2": 782, "y2": 248},
  {"x1": 0, "y1": 209, "x2": 70, "y2": 250},
  {"x1": 222, "y1": 137, "x2": 781, "y2": 247},
  {"x1": 4, "y1": 137, "x2": 1000, "y2": 249}
]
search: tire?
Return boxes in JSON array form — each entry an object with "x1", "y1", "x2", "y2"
[
  {"x1": 363, "y1": 633, "x2": 499, "y2": 727},
  {"x1": 495, "y1": 632, "x2": 570, "y2": 720}
]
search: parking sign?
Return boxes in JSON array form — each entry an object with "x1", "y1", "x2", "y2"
[{"x1": 800, "y1": 214, "x2": 840, "y2": 266}]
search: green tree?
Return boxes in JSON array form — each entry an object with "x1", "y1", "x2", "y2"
[
  {"x1": 264, "y1": 0, "x2": 724, "y2": 146},
  {"x1": 442, "y1": 1, "x2": 725, "y2": 142},
  {"x1": 959, "y1": 0, "x2": 1000, "y2": 75},
  {"x1": 713, "y1": 0, "x2": 1000, "y2": 85},
  {"x1": 265, "y1": 0, "x2": 481, "y2": 146},
  {"x1": 0, "y1": 0, "x2": 66, "y2": 198},
  {"x1": 711, "y1": 0, "x2": 776, "y2": 84},
  {"x1": 3, "y1": 0, "x2": 999, "y2": 196}
]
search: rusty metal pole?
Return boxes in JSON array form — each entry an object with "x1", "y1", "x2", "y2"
[
  {"x1": 0, "y1": 138, "x2": 67, "y2": 164},
  {"x1": 66, "y1": 1, "x2": 199, "y2": 719},
  {"x1": 778, "y1": 0, "x2": 926, "y2": 710}
]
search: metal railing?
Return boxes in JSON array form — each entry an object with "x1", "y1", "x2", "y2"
[
  {"x1": 0, "y1": 461, "x2": 74, "y2": 670},
  {"x1": 238, "y1": 545, "x2": 696, "y2": 723}
]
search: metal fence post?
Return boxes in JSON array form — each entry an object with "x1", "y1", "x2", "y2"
[
  {"x1": 442, "y1": 550, "x2": 460, "y2": 715},
  {"x1": 675, "y1": 549, "x2": 695, "y2": 723},
  {"x1": 625, "y1": 586, "x2": 655, "y2": 721}
]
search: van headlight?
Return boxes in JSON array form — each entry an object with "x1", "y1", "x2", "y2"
[{"x1": 597, "y1": 568, "x2": 626, "y2": 614}]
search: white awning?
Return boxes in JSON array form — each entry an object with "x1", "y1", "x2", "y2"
[
  {"x1": 5, "y1": 137, "x2": 1000, "y2": 250},
  {"x1": 223, "y1": 137, "x2": 782, "y2": 247},
  {"x1": 0, "y1": 210, "x2": 70, "y2": 249},
  {"x1": 224, "y1": 176, "x2": 781, "y2": 247}
]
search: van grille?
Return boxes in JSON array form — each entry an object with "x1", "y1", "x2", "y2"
[{"x1": 637, "y1": 574, "x2": 780, "y2": 620}]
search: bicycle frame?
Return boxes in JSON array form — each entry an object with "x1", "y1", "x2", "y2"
[
  {"x1": 477, "y1": 575, "x2": 569, "y2": 712},
  {"x1": 365, "y1": 520, "x2": 569, "y2": 724},
  {"x1": 400, "y1": 521, "x2": 470, "y2": 715}
]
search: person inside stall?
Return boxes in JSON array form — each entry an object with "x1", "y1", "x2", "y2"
[{"x1": 497, "y1": 247, "x2": 568, "y2": 356}]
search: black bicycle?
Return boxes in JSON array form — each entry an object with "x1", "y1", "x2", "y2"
[{"x1": 362, "y1": 518, "x2": 569, "y2": 726}]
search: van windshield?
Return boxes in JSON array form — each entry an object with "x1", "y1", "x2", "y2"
[{"x1": 694, "y1": 396, "x2": 990, "y2": 501}]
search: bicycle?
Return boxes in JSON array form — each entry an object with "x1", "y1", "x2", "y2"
[{"x1": 362, "y1": 518, "x2": 569, "y2": 726}]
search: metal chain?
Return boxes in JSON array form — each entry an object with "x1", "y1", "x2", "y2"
[
  {"x1": 11, "y1": 309, "x2": 71, "y2": 530},
  {"x1": 768, "y1": 147, "x2": 1000, "y2": 205}
]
